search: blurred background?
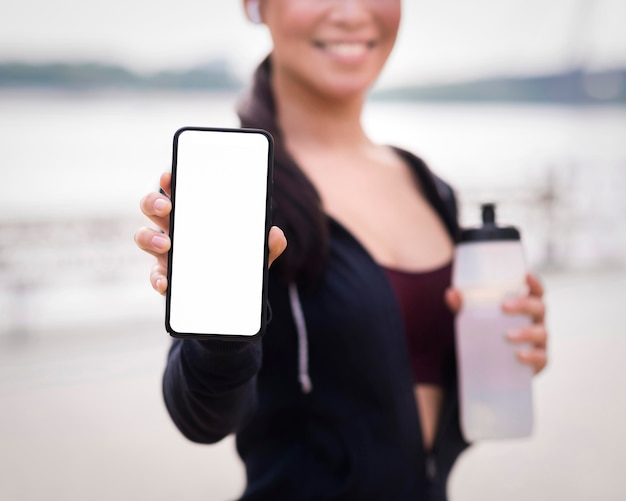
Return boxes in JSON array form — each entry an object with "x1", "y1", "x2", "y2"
[{"x1": 1, "y1": 0, "x2": 625, "y2": 500}]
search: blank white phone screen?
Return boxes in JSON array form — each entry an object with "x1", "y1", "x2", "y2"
[{"x1": 168, "y1": 129, "x2": 270, "y2": 337}]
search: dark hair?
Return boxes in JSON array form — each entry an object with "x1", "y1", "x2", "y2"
[{"x1": 237, "y1": 56, "x2": 329, "y2": 283}]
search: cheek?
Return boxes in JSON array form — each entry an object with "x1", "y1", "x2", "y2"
[
  {"x1": 377, "y1": 5, "x2": 402, "y2": 45},
  {"x1": 267, "y1": 26, "x2": 309, "y2": 70},
  {"x1": 266, "y1": 2, "x2": 323, "y2": 45}
]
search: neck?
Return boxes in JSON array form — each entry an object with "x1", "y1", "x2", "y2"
[{"x1": 272, "y1": 70, "x2": 371, "y2": 153}]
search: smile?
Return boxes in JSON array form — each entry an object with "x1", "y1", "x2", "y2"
[{"x1": 314, "y1": 41, "x2": 376, "y2": 58}]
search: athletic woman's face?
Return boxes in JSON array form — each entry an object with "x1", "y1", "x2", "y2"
[{"x1": 250, "y1": 0, "x2": 401, "y2": 100}]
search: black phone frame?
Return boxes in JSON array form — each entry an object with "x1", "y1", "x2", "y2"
[{"x1": 165, "y1": 126, "x2": 274, "y2": 341}]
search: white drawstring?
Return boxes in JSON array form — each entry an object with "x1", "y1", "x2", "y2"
[{"x1": 288, "y1": 282, "x2": 313, "y2": 394}]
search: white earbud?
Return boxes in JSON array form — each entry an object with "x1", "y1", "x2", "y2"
[{"x1": 247, "y1": 0, "x2": 262, "y2": 24}]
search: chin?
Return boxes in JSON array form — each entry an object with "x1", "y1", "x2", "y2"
[
  {"x1": 325, "y1": 84, "x2": 372, "y2": 101},
  {"x1": 311, "y1": 70, "x2": 380, "y2": 101}
]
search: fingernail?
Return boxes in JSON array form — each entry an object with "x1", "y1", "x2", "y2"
[
  {"x1": 156, "y1": 278, "x2": 163, "y2": 291},
  {"x1": 152, "y1": 235, "x2": 168, "y2": 249},
  {"x1": 154, "y1": 198, "x2": 168, "y2": 212}
]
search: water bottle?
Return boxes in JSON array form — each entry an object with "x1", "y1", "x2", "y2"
[{"x1": 452, "y1": 203, "x2": 533, "y2": 441}]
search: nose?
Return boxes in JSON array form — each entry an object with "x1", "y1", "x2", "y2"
[{"x1": 327, "y1": 0, "x2": 371, "y2": 26}]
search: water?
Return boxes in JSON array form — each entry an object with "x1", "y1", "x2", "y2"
[{"x1": 3, "y1": 91, "x2": 625, "y2": 219}]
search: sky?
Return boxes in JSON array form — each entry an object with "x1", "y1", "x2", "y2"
[{"x1": 1, "y1": 0, "x2": 625, "y2": 86}]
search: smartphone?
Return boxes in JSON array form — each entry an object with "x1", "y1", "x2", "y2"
[{"x1": 165, "y1": 127, "x2": 273, "y2": 340}]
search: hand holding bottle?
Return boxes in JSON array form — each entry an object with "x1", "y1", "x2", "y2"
[{"x1": 446, "y1": 272, "x2": 547, "y2": 375}]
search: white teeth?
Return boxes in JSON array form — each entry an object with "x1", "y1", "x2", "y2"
[{"x1": 324, "y1": 43, "x2": 369, "y2": 57}]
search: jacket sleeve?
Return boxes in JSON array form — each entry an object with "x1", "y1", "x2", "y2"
[{"x1": 162, "y1": 338, "x2": 262, "y2": 443}]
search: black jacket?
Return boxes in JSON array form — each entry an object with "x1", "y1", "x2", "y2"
[{"x1": 163, "y1": 149, "x2": 469, "y2": 500}]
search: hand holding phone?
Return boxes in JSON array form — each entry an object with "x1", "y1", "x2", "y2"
[{"x1": 165, "y1": 127, "x2": 274, "y2": 341}]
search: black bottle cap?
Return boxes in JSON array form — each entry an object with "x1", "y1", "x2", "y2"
[{"x1": 459, "y1": 203, "x2": 521, "y2": 242}]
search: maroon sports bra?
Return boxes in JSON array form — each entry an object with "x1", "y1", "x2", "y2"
[{"x1": 383, "y1": 262, "x2": 456, "y2": 386}]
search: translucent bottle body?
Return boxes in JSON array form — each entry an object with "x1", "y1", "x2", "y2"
[{"x1": 453, "y1": 240, "x2": 534, "y2": 441}]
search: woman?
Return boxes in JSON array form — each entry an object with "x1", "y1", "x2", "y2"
[{"x1": 135, "y1": 1, "x2": 548, "y2": 499}]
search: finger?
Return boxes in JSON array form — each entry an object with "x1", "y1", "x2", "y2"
[
  {"x1": 526, "y1": 273, "x2": 544, "y2": 298},
  {"x1": 139, "y1": 192, "x2": 172, "y2": 232},
  {"x1": 445, "y1": 287, "x2": 462, "y2": 314},
  {"x1": 502, "y1": 295, "x2": 546, "y2": 324},
  {"x1": 506, "y1": 324, "x2": 547, "y2": 349},
  {"x1": 150, "y1": 262, "x2": 168, "y2": 295},
  {"x1": 160, "y1": 172, "x2": 172, "y2": 198},
  {"x1": 268, "y1": 226, "x2": 287, "y2": 268},
  {"x1": 134, "y1": 226, "x2": 171, "y2": 258},
  {"x1": 516, "y1": 348, "x2": 548, "y2": 374}
]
